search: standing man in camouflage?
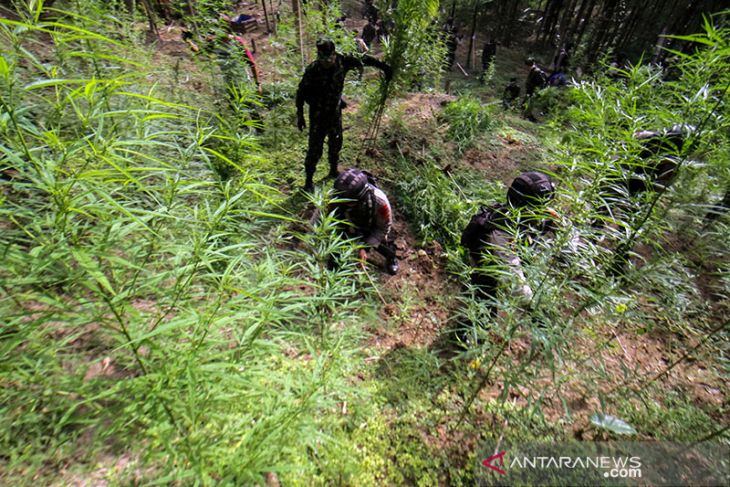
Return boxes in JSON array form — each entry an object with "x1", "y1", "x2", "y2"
[{"x1": 296, "y1": 38, "x2": 392, "y2": 192}]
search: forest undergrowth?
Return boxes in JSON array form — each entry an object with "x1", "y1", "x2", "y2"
[{"x1": 0, "y1": 1, "x2": 728, "y2": 485}]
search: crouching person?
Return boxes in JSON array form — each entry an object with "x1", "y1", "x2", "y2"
[
  {"x1": 331, "y1": 168, "x2": 399, "y2": 275},
  {"x1": 598, "y1": 124, "x2": 693, "y2": 221},
  {"x1": 461, "y1": 171, "x2": 558, "y2": 307}
]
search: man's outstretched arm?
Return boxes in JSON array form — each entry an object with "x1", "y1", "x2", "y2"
[{"x1": 362, "y1": 54, "x2": 393, "y2": 81}]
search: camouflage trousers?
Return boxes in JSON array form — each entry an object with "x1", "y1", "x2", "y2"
[{"x1": 304, "y1": 109, "x2": 343, "y2": 182}]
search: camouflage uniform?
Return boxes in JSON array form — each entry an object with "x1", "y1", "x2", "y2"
[
  {"x1": 598, "y1": 125, "x2": 690, "y2": 217},
  {"x1": 502, "y1": 78, "x2": 520, "y2": 109},
  {"x1": 523, "y1": 59, "x2": 547, "y2": 121},
  {"x1": 597, "y1": 126, "x2": 692, "y2": 275},
  {"x1": 461, "y1": 172, "x2": 558, "y2": 303},
  {"x1": 524, "y1": 63, "x2": 547, "y2": 98},
  {"x1": 334, "y1": 183, "x2": 393, "y2": 249},
  {"x1": 552, "y1": 46, "x2": 570, "y2": 73},
  {"x1": 362, "y1": 21, "x2": 377, "y2": 47},
  {"x1": 331, "y1": 169, "x2": 399, "y2": 274},
  {"x1": 296, "y1": 40, "x2": 390, "y2": 191}
]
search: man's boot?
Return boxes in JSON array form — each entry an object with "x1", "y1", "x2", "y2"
[
  {"x1": 386, "y1": 257, "x2": 399, "y2": 275},
  {"x1": 328, "y1": 163, "x2": 339, "y2": 179},
  {"x1": 303, "y1": 173, "x2": 314, "y2": 193}
]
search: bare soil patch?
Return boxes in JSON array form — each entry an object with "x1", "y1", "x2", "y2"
[{"x1": 366, "y1": 206, "x2": 459, "y2": 352}]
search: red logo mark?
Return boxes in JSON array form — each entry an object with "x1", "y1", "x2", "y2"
[{"x1": 482, "y1": 451, "x2": 507, "y2": 475}]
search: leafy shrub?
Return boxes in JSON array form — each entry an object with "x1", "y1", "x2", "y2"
[
  {"x1": 0, "y1": 4, "x2": 376, "y2": 483},
  {"x1": 391, "y1": 156, "x2": 470, "y2": 246},
  {"x1": 441, "y1": 96, "x2": 498, "y2": 153}
]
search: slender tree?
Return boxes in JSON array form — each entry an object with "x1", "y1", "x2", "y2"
[
  {"x1": 573, "y1": 0, "x2": 596, "y2": 46},
  {"x1": 465, "y1": 0, "x2": 480, "y2": 68},
  {"x1": 586, "y1": 0, "x2": 619, "y2": 63}
]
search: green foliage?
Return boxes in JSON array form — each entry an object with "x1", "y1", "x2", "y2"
[
  {"x1": 0, "y1": 3, "x2": 377, "y2": 483},
  {"x1": 384, "y1": 12, "x2": 730, "y2": 455},
  {"x1": 363, "y1": 0, "x2": 444, "y2": 125},
  {"x1": 616, "y1": 392, "x2": 720, "y2": 441},
  {"x1": 379, "y1": 0, "x2": 445, "y2": 90},
  {"x1": 441, "y1": 95, "x2": 498, "y2": 152},
  {"x1": 1, "y1": 1, "x2": 728, "y2": 484},
  {"x1": 301, "y1": 0, "x2": 357, "y2": 56},
  {"x1": 390, "y1": 155, "x2": 469, "y2": 246}
]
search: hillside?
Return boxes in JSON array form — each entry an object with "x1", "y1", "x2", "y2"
[{"x1": 1, "y1": 1, "x2": 728, "y2": 485}]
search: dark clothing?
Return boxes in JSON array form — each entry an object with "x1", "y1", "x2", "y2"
[
  {"x1": 362, "y1": 22, "x2": 377, "y2": 46},
  {"x1": 523, "y1": 63, "x2": 548, "y2": 121},
  {"x1": 626, "y1": 128, "x2": 686, "y2": 194},
  {"x1": 331, "y1": 184, "x2": 398, "y2": 269},
  {"x1": 595, "y1": 128, "x2": 689, "y2": 228},
  {"x1": 296, "y1": 54, "x2": 364, "y2": 119},
  {"x1": 306, "y1": 108, "x2": 343, "y2": 177},
  {"x1": 462, "y1": 203, "x2": 561, "y2": 301},
  {"x1": 524, "y1": 64, "x2": 547, "y2": 97},
  {"x1": 481, "y1": 42, "x2": 497, "y2": 71},
  {"x1": 502, "y1": 81, "x2": 520, "y2": 108},
  {"x1": 623, "y1": 158, "x2": 679, "y2": 195},
  {"x1": 547, "y1": 71, "x2": 567, "y2": 87},
  {"x1": 363, "y1": 2, "x2": 379, "y2": 23},
  {"x1": 377, "y1": 19, "x2": 394, "y2": 39},
  {"x1": 296, "y1": 54, "x2": 363, "y2": 182},
  {"x1": 461, "y1": 204, "x2": 511, "y2": 265},
  {"x1": 462, "y1": 204, "x2": 532, "y2": 302},
  {"x1": 296, "y1": 54, "x2": 390, "y2": 184},
  {"x1": 332, "y1": 184, "x2": 392, "y2": 248},
  {"x1": 296, "y1": 53, "x2": 390, "y2": 121},
  {"x1": 553, "y1": 48, "x2": 569, "y2": 72}
]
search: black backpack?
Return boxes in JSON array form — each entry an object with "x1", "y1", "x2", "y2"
[
  {"x1": 333, "y1": 169, "x2": 380, "y2": 231},
  {"x1": 461, "y1": 203, "x2": 510, "y2": 260}
]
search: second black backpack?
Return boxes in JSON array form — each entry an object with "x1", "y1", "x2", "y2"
[{"x1": 461, "y1": 203, "x2": 510, "y2": 260}]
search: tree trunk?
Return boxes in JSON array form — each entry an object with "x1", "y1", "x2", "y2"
[
  {"x1": 664, "y1": 0, "x2": 702, "y2": 58},
  {"x1": 465, "y1": 0, "x2": 480, "y2": 69},
  {"x1": 573, "y1": 0, "x2": 595, "y2": 47},
  {"x1": 557, "y1": 0, "x2": 578, "y2": 41},
  {"x1": 262, "y1": 0, "x2": 271, "y2": 33},
  {"x1": 616, "y1": 3, "x2": 643, "y2": 54},
  {"x1": 540, "y1": 0, "x2": 563, "y2": 44},
  {"x1": 499, "y1": 0, "x2": 522, "y2": 48},
  {"x1": 602, "y1": 3, "x2": 627, "y2": 53},
  {"x1": 586, "y1": 0, "x2": 618, "y2": 63},
  {"x1": 292, "y1": 0, "x2": 305, "y2": 68},
  {"x1": 139, "y1": 0, "x2": 158, "y2": 36},
  {"x1": 551, "y1": 0, "x2": 577, "y2": 67},
  {"x1": 269, "y1": 0, "x2": 277, "y2": 34},
  {"x1": 566, "y1": 0, "x2": 587, "y2": 40},
  {"x1": 495, "y1": 0, "x2": 508, "y2": 45}
]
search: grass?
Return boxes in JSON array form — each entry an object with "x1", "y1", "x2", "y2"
[{"x1": 1, "y1": 1, "x2": 728, "y2": 484}]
